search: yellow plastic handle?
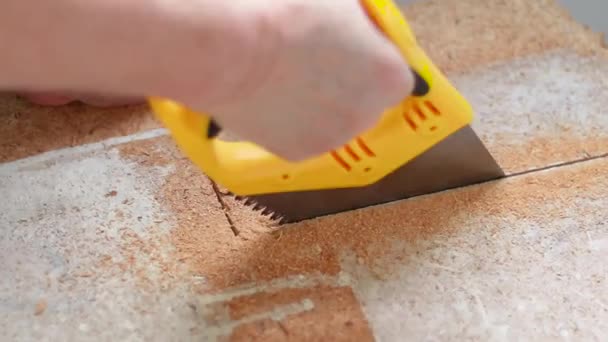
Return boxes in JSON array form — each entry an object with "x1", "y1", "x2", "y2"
[{"x1": 148, "y1": 0, "x2": 473, "y2": 196}]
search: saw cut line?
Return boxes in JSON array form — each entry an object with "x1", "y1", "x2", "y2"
[
  {"x1": 506, "y1": 152, "x2": 608, "y2": 179},
  {"x1": 210, "y1": 180, "x2": 240, "y2": 236}
]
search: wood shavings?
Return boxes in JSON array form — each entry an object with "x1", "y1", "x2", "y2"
[{"x1": 118, "y1": 136, "x2": 237, "y2": 287}]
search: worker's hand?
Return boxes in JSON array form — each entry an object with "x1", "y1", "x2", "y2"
[
  {"x1": 196, "y1": 1, "x2": 414, "y2": 161},
  {"x1": 9, "y1": 0, "x2": 413, "y2": 161}
]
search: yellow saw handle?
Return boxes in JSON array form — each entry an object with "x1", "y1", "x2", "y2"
[{"x1": 148, "y1": 0, "x2": 473, "y2": 196}]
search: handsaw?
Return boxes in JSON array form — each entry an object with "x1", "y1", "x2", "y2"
[{"x1": 147, "y1": 0, "x2": 505, "y2": 224}]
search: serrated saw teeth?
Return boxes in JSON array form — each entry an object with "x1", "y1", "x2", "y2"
[{"x1": 231, "y1": 195, "x2": 285, "y2": 223}]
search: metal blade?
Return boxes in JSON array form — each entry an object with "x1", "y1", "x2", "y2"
[
  {"x1": 557, "y1": 0, "x2": 608, "y2": 44},
  {"x1": 242, "y1": 125, "x2": 504, "y2": 224}
]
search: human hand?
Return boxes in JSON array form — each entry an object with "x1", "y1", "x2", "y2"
[
  {"x1": 5, "y1": 0, "x2": 413, "y2": 161},
  {"x1": 194, "y1": 0, "x2": 414, "y2": 160}
]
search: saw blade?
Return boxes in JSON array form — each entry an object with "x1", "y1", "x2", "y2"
[{"x1": 235, "y1": 125, "x2": 504, "y2": 224}]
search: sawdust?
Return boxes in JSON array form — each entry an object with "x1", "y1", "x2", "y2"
[
  {"x1": 162, "y1": 168, "x2": 248, "y2": 285},
  {"x1": 105, "y1": 234, "x2": 180, "y2": 292},
  {"x1": 152, "y1": 137, "x2": 608, "y2": 290},
  {"x1": 0, "y1": 94, "x2": 157, "y2": 163},
  {"x1": 112, "y1": 228, "x2": 180, "y2": 290},
  {"x1": 34, "y1": 299, "x2": 47, "y2": 316},
  {"x1": 117, "y1": 136, "x2": 237, "y2": 288},
  {"x1": 74, "y1": 136, "x2": 190, "y2": 291},
  {"x1": 227, "y1": 286, "x2": 374, "y2": 342},
  {"x1": 117, "y1": 136, "x2": 176, "y2": 168},
  {"x1": 403, "y1": 0, "x2": 607, "y2": 75},
  {"x1": 105, "y1": 190, "x2": 118, "y2": 198}
]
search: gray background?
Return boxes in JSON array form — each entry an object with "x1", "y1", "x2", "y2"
[{"x1": 557, "y1": 0, "x2": 607, "y2": 40}]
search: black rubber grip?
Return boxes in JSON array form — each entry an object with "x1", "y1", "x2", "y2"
[
  {"x1": 411, "y1": 69, "x2": 430, "y2": 96},
  {"x1": 207, "y1": 119, "x2": 222, "y2": 138}
]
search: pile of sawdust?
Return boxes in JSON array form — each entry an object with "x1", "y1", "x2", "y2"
[
  {"x1": 116, "y1": 129, "x2": 608, "y2": 340},
  {"x1": 116, "y1": 133, "x2": 608, "y2": 290},
  {"x1": 116, "y1": 0, "x2": 608, "y2": 288},
  {"x1": 167, "y1": 156, "x2": 608, "y2": 289}
]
